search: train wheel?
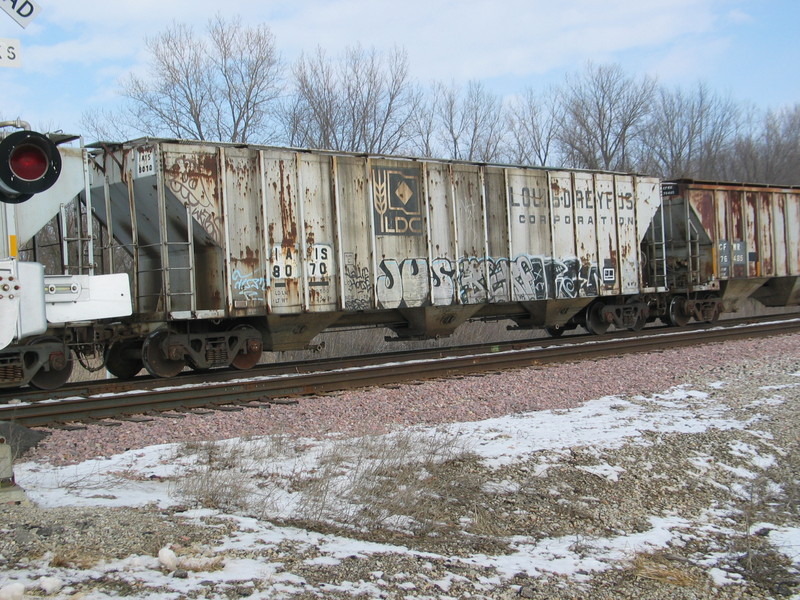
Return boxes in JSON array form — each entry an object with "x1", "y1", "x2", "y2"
[
  {"x1": 704, "y1": 293, "x2": 721, "y2": 323},
  {"x1": 230, "y1": 325, "x2": 263, "y2": 370},
  {"x1": 105, "y1": 340, "x2": 144, "y2": 379},
  {"x1": 627, "y1": 297, "x2": 647, "y2": 332},
  {"x1": 667, "y1": 296, "x2": 691, "y2": 327},
  {"x1": 28, "y1": 337, "x2": 73, "y2": 390},
  {"x1": 142, "y1": 329, "x2": 186, "y2": 378},
  {"x1": 585, "y1": 302, "x2": 610, "y2": 335}
]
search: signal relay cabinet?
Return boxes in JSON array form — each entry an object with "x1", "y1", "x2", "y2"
[{"x1": 659, "y1": 180, "x2": 800, "y2": 309}]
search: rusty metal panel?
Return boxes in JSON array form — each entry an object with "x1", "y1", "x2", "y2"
[
  {"x1": 223, "y1": 147, "x2": 266, "y2": 312},
  {"x1": 162, "y1": 144, "x2": 224, "y2": 246},
  {"x1": 613, "y1": 175, "x2": 638, "y2": 295},
  {"x1": 571, "y1": 173, "x2": 599, "y2": 297},
  {"x1": 759, "y1": 192, "x2": 775, "y2": 277},
  {"x1": 425, "y1": 163, "x2": 457, "y2": 306},
  {"x1": 453, "y1": 164, "x2": 487, "y2": 304},
  {"x1": 335, "y1": 156, "x2": 373, "y2": 311},
  {"x1": 549, "y1": 172, "x2": 589, "y2": 298},
  {"x1": 593, "y1": 174, "x2": 619, "y2": 295},
  {"x1": 686, "y1": 187, "x2": 716, "y2": 283},
  {"x1": 772, "y1": 193, "x2": 788, "y2": 276},
  {"x1": 729, "y1": 191, "x2": 746, "y2": 278},
  {"x1": 714, "y1": 189, "x2": 731, "y2": 279},
  {"x1": 689, "y1": 189, "x2": 716, "y2": 235},
  {"x1": 483, "y1": 167, "x2": 510, "y2": 302},
  {"x1": 788, "y1": 193, "x2": 800, "y2": 275},
  {"x1": 634, "y1": 177, "x2": 662, "y2": 288},
  {"x1": 745, "y1": 192, "x2": 759, "y2": 277},
  {"x1": 371, "y1": 159, "x2": 429, "y2": 309},
  {"x1": 505, "y1": 168, "x2": 551, "y2": 301},
  {"x1": 297, "y1": 154, "x2": 337, "y2": 312},
  {"x1": 262, "y1": 149, "x2": 302, "y2": 313}
]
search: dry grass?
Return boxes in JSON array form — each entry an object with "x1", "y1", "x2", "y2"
[{"x1": 629, "y1": 553, "x2": 698, "y2": 587}]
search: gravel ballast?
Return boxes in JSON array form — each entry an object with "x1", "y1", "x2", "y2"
[{"x1": 2, "y1": 333, "x2": 799, "y2": 599}]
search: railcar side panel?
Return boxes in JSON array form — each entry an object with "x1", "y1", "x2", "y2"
[
  {"x1": 336, "y1": 156, "x2": 373, "y2": 312},
  {"x1": 223, "y1": 146, "x2": 266, "y2": 314},
  {"x1": 613, "y1": 175, "x2": 637, "y2": 295},
  {"x1": 594, "y1": 174, "x2": 620, "y2": 295},
  {"x1": 789, "y1": 193, "x2": 800, "y2": 275},
  {"x1": 484, "y1": 167, "x2": 511, "y2": 303},
  {"x1": 549, "y1": 172, "x2": 586, "y2": 298},
  {"x1": 506, "y1": 168, "x2": 551, "y2": 302},
  {"x1": 453, "y1": 165, "x2": 487, "y2": 304},
  {"x1": 728, "y1": 191, "x2": 746, "y2": 278},
  {"x1": 372, "y1": 159, "x2": 428, "y2": 310},
  {"x1": 573, "y1": 172, "x2": 599, "y2": 297},
  {"x1": 262, "y1": 149, "x2": 302, "y2": 313},
  {"x1": 425, "y1": 163, "x2": 457, "y2": 306},
  {"x1": 759, "y1": 192, "x2": 775, "y2": 277},
  {"x1": 773, "y1": 193, "x2": 787, "y2": 276},
  {"x1": 298, "y1": 153, "x2": 338, "y2": 312},
  {"x1": 714, "y1": 189, "x2": 731, "y2": 279},
  {"x1": 745, "y1": 192, "x2": 759, "y2": 277}
]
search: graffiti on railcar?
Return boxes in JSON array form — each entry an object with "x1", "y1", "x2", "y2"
[
  {"x1": 377, "y1": 258, "x2": 429, "y2": 308},
  {"x1": 372, "y1": 166, "x2": 424, "y2": 236},
  {"x1": 344, "y1": 252, "x2": 371, "y2": 311},
  {"x1": 374, "y1": 255, "x2": 600, "y2": 309},
  {"x1": 232, "y1": 268, "x2": 267, "y2": 301},
  {"x1": 164, "y1": 153, "x2": 224, "y2": 244},
  {"x1": 431, "y1": 258, "x2": 457, "y2": 305}
]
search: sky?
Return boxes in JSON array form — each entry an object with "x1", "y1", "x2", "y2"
[{"x1": 0, "y1": 0, "x2": 797, "y2": 140}]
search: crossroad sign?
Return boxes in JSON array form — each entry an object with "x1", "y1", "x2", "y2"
[{"x1": 0, "y1": 0, "x2": 41, "y2": 29}]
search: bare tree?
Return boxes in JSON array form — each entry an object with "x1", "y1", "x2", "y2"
[
  {"x1": 503, "y1": 87, "x2": 563, "y2": 166},
  {"x1": 405, "y1": 94, "x2": 437, "y2": 158},
  {"x1": 80, "y1": 108, "x2": 137, "y2": 142},
  {"x1": 639, "y1": 83, "x2": 740, "y2": 179},
  {"x1": 431, "y1": 80, "x2": 504, "y2": 162},
  {"x1": 283, "y1": 45, "x2": 420, "y2": 154},
  {"x1": 556, "y1": 62, "x2": 656, "y2": 171},
  {"x1": 121, "y1": 15, "x2": 283, "y2": 143},
  {"x1": 723, "y1": 105, "x2": 800, "y2": 184}
]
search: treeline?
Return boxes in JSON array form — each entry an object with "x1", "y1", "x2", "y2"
[{"x1": 83, "y1": 16, "x2": 799, "y2": 185}]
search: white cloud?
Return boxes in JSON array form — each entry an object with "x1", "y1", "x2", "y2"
[{"x1": 0, "y1": 0, "x2": 788, "y2": 133}]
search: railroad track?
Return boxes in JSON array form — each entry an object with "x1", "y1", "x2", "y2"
[{"x1": 2, "y1": 316, "x2": 799, "y2": 427}]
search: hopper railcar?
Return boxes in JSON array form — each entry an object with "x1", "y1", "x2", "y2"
[{"x1": 0, "y1": 133, "x2": 797, "y2": 390}]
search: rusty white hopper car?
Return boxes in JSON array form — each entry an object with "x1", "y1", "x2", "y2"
[{"x1": 82, "y1": 140, "x2": 664, "y2": 380}]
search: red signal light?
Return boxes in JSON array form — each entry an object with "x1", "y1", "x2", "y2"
[
  {"x1": 0, "y1": 130, "x2": 61, "y2": 204},
  {"x1": 9, "y1": 144, "x2": 48, "y2": 181}
]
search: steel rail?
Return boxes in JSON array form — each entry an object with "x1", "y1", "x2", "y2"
[{"x1": 2, "y1": 317, "x2": 799, "y2": 427}]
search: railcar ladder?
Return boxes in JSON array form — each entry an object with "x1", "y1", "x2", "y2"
[
  {"x1": 687, "y1": 220, "x2": 701, "y2": 286},
  {"x1": 646, "y1": 210, "x2": 667, "y2": 289},
  {"x1": 131, "y1": 203, "x2": 196, "y2": 316},
  {"x1": 48, "y1": 147, "x2": 96, "y2": 276}
]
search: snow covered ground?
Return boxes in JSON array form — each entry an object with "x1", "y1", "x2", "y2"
[{"x1": 3, "y1": 347, "x2": 800, "y2": 599}]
